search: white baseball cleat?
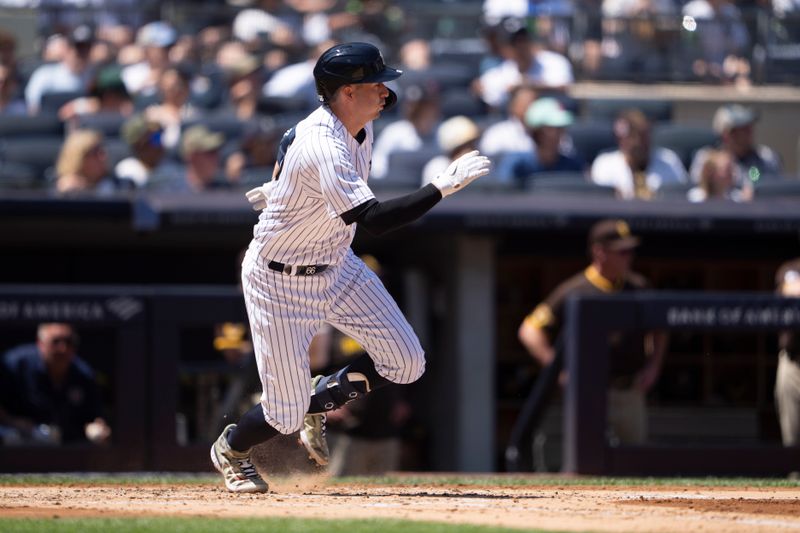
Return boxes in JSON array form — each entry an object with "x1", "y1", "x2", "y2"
[
  {"x1": 210, "y1": 424, "x2": 269, "y2": 493},
  {"x1": 300, "y1": 376, "x2": 330, "y2": 466}
]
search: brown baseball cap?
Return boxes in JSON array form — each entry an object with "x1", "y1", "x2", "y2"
[
  {"x1": 588, "y1": 219, "x2": 640, "y2": 251},
  {"x1": 181, "y1": 125, "x2": 225, "y2": 158}
]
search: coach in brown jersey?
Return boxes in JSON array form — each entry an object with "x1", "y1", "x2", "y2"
[{"x1": 518, "y1": 219, "x2": 668, "y2": 445}]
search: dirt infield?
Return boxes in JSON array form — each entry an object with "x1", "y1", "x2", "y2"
[{"x1": 1, "y1": 477, "x2": 800, "y2": 532}]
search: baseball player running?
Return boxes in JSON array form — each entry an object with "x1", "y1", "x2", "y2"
[{"x1": 211, "y1": 42, "x2": 491, "y2": 493}]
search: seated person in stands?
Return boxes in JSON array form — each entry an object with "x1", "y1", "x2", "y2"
[
  {"x1": 496, "y1": 97, "x2": 584, "y2": 184},
  {"x1": 591, "y1": 109, "x2": 687, "y2": 200},
  {"x1": 422, "y1": 115, "x2": 482, "y2": 186},
  {"x1": 115, "y1": 113, "x2": 181, "y2": 188},
  {"x1": 25, "y1": 25, "x2": 95, "y2": 115},
  {"x1": 479, "y1": 84, "x2": 538, "y2": 156},
  {"x1": 55, "y1": 129, "x2": 124, "y2": 196},
  {"x1": 149, "y1": 125, "x2": 228, "y2": 192},
  {"x1": 224, "y1": 118, "x2": 282, "y2": 184},
  {"x1": 222, "y1": 55, "x2": 263, "y2": 122},
  {"x1": 58, "y1": 65, "x2": 134, "y2": 123},
  {"x1": 690, "y1": 104, "x2": 782, "y2": 187},
  {"x1": 687, "y1": 148, "x2": 752, "y2": 203},
  {"x1": 474, "y1": 18, "x2": 573, "y2": 111},
  {"x1": 0, "y1": 64, "x2": 26, "y2": 116},
  {"x1": 144, "y1": 65, "x2": 200, "y2": 150},
  {"x1": 0, "y1": 323, "x2": 111, "y2": 446},
  {"x1": 371, "y1": 82, "x2": 441, "y2": 180}
]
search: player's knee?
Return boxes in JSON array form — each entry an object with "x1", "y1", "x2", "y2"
[{"x1": 396, "y1": 344, "x2": 425, "y2": 384}]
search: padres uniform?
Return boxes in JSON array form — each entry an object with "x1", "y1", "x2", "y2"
[{"x1": 241, "y1": 105, "x2": 424, "y2": 434}]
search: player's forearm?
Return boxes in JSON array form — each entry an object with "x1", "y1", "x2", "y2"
[{"x1": 341, "y1": 183, "x2": 442, "y2": 235}]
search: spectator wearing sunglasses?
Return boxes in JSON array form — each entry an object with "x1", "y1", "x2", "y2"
[
  {"x1": 0, "y1": 323, "x2": 111, "y2": 445},
  {"x1": 115, "y1": 113, "x2": 180, "y2": 188}
]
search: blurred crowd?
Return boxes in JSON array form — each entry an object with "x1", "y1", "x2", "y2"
[{"x1": 0, "y1": 0, "x2": 796, "y2": 200}]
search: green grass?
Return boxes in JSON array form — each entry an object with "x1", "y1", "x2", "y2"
[
  {"x1": 0, "y1": 518, "x2": 572, "y2": 533},
  {"x1": 0, "y1": 472, "x2": 797, "y2": 488}
]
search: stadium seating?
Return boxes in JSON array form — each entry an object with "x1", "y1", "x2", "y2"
[
  {"x1": 40, "y1": 90, "x2": 85, "y2": 114},
  {"x1": 523, "y1": 173, "x2": 617, "y2": 197},
  {"x1": 75, "y1": 113, "x2": 127, "y2": 138},
  {"x1": 565, "y1": 121, "x2": 616, "y2": 165},
  {"x1": 0, "y1": 114, "x2": 63, "y2": 138},
  {"x1": 374, "y1": 148, "x2": 442, "y2": 190},
  {"x1": 0, "y1": 137, "x2": 63, "y2": 180},
  {"x1": 0, "y1": 161, "x2": 38, "y2": 189},
  {"x1": 753, "y1": 178, "x2": 800, "y2": 199},
  {"x1": 584, "y1": 99, "x2": 673, "y2": 123},
  {"x1": 651, "y1": 123, "x2": 719, "y2": 170}
]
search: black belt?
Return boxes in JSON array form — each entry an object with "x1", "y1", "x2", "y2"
[{"x1": 268, "y1": 260, "x2": 328, "y2": 276}]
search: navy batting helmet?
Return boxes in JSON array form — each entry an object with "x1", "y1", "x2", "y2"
[{"x1": 313, "y1": 42, "x2": 402, "y2": 105}]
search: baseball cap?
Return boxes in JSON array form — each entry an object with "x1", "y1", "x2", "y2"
[
  {"x1": 712, "y1": 104, "x2": 758, "y2": 134},
  {"x1": 121, "y1": 114, "x2": 162, "y2": 147},
  {"x1": 588, "y1": 219, "x2": 640, "y2": 251},
  {"x1": 437, "y1": 115, "x2": 480, "y2": 153},
  {"x1": 181, "y1": 125, "x2": 225, "y2": 158},
  {"x1": 525, "y1": 97, "x2": 573, "y2": 129},
  {"x1": 69, "y1": 24, "x2": 95, "y2": 46},
  {"x1": 224, "y1": 55, "x2": 261, "y2": 81},
  {"x1": 137, "y1": 21, "x2": 178, "y2": 48}
]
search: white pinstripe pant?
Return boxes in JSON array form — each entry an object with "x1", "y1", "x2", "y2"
[{"x1": 241, "y1": 249, "x2": 425, "y2": 434}]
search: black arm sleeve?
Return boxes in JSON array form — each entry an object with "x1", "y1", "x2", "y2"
[{"x1": 340, "y1": 183, "x2": 442, "y2": 236}]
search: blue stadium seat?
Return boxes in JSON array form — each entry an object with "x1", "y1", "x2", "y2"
[
  {"x1": 524, "y1": 173, "x2": 617, "y2": 197},
  {"x1": 652, "y1": 123, "x2": 718, "y2": 170},
  {"x1": 40, "y1": 90, "x2": 85, "y2": 113},
  {"x1": 0, "y1": 137, "x2": 63, "y2": 179},
  {"x1": 0, "y1": 161, "x2": 38, "y2": 189},
  {"x1": 439, "y1": 87, "x2": 487, "y2": 118},
  {"x1": 753, "y1": 178, "x2": 800, "y2": 199},
  {"x1": 75, "y1": 113, "x2": 127, "y2": 138},
  {"x1": 0, "y1": 114, "x2": 63, "y2": 138},
  {"x1": 566, "y1": 121, "x2": 616, "y2": 165},
  {"x1": 374, "y1": 149, "x2": 442, "y2": 189},
  {"x1": 584, "y1": 99, "x2": 673, "y2": 123}
]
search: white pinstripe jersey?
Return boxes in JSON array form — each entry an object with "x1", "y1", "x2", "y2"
[{"x1": 251, "y1": 105, "x2": 375, "y2": 266}]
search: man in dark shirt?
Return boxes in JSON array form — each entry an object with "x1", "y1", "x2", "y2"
[
  {"x1": 0, "y1": 323, "x2": 111, "y2": 445},
  {"x1": 517, "y1": 219, "x2": 667, "y2": 444},
  {"x1": 775, "y1": 259, "x2": 800, "y2": 447}
]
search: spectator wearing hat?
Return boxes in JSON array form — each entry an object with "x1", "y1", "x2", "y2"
[
  {"x1": 371, "y1": 82, "x2": 441, "y2": 180},
  {"x1": 224, "y1": 118, "x2": 282, "y2": 184},
  {"x1": 495, "y1": 97, "x2": 584, "y2": 185},
  {"x1": 122, "y1": 21, "x2": 178, "y2": 97},
  {"x1": 149, "y1": 125, "x2": 227, "y2": 193},
  {"x1": 591, "y1": 109, "x2": 687, "y2": 200},
  {"x1": 115, "y1": 113, "x2": 181, "y2": 188},
  {"x1": 222, "y1": 55, "x2": 264, "y2": 121},
  {"x1": 775, "y1": 259, "x2": 800, "y2": 448},
  {"x1": 421, "y1": 115, "x2": 482, "y2": 186},
  {"x1": 58, "y1": 64, "x2": 134, "y2": 122},
  {"x1": 689, "y1": 104, "x2": 782, "y2": 188},
  {"x1": 25, "y1": 25, "x2": 96, "y2": 114},
  {"x1": 518, "y1": 219, "x2": 668, "y2": 445},
  {"x1": 479, "y1": 85, "x2": 538, "y2": 157},
  {"x1": 474, "y1": 18, "x2": 573, "y2": 110}
]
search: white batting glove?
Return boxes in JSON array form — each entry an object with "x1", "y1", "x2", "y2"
[
  {"x1": 245, "y1": 181, "x2": 275, "y2": 211},
  {"x1": 431, "y1": 150, "x2": 491, "y2": 197}
]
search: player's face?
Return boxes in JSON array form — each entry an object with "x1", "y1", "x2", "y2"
[
  {"x1": 351, "y1": 82, "x2": 390, "y2": 120},
  {"x1": 37, "y1": 324, "x2": 77, "y2": 372}
]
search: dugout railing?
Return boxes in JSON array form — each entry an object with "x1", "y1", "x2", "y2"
[{"x1": 562, "y1": 291, "x2": 800, "y2": 476}]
